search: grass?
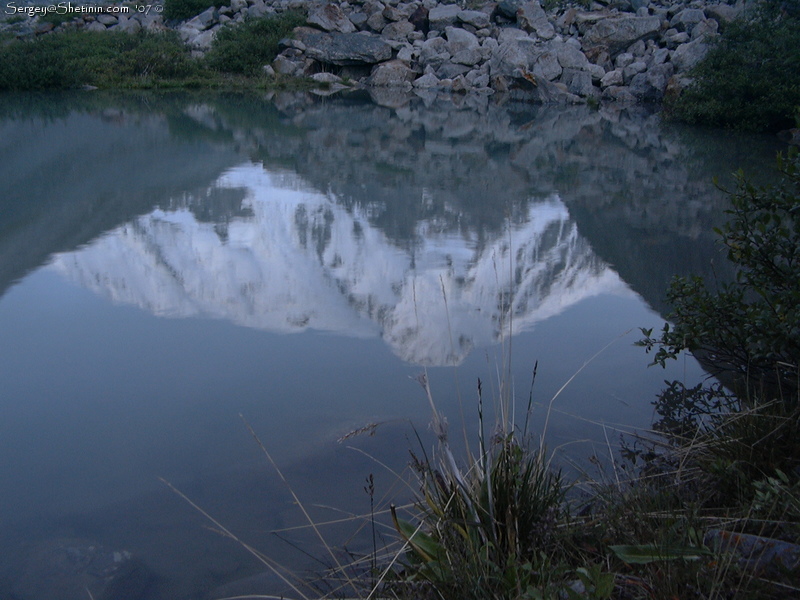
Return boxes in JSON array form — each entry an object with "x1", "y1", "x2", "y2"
[{"x1": 0, "y1": 12, "x2": 309, "y2": 91}]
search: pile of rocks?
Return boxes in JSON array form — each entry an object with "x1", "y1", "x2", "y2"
[
  {"x1": 265, "y1": 0, "x2": 745, "y2": 102},
  {"x1": 2, "y1": 0, "x2": 747, "y2": 103}
]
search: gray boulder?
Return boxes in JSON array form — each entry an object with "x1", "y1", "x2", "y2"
[
  {"x1": 458, "y1": 9, "x2": 490, "y2": 29},
  {"x1": 428, "y1": 5, "x2": 461, "y2": 31},
  {"x1": 382, "y1": 20, "x2": 414, "y2": 40},
  {"x1": 295, "y1": 28, "x2": 393, "y2": 65},
  {"x1": 308, "y1": 3, "x2": 357, "y2": 33},
  {"x1": 368, "y1": 59, "x2": 417, "y2": 86},
  {"x1": 517, "y1": 1, "x2": 555, "y2": 40},
  {"x1": 628, "y1": 61, "x2": 674, "y2": 101},
  {"x1": 672, "y1": 36, "x2": 711, "y2": 73},
  {"x1": 445, "y1": 26, "x2": 482, "y2": 66},
  {"x1": 583, "y1": 15, "x2": 662, "y2": 56}
]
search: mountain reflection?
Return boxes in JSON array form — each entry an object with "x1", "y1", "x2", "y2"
[{"x1": 50, "y1": 164, "x2": 629, "y2": 366}]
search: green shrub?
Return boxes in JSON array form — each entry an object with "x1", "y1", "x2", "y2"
[
  {"x1": 163, "y1": 0, "x2": 225, "y2": 22},
  {"x1": 669, "y1": 0, "x2": 800, "y2": 131},
  {"x1": 204, "y1": 11, "x2": 306, "y2": 75},
  {"x1": 639, "y1": 149, "x2": 800, "y2": 400},
  {"x1": 0, "y1": 31, "x2": 200, "y2": 90}
]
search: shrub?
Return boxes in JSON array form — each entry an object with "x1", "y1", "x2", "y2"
[
  {"x1": 639, "y1": 149, "x2": 800, "y2": 401},
  {"x1": 163, "y1": 0, "x2": 226, "y2": 22},
  {"x1": 204, "y1": 11, "x2": 306, "y2": 75},
  {"x1": 0, "y1": 31, "x2": 201, "y2": 90},
  {"x1": 669, "y1": 0, "x2": 800, "y2": 131}
]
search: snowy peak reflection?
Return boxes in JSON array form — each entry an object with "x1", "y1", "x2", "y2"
[{"x1": 50, "y1": 163, "x2": 630, "y2": 366}]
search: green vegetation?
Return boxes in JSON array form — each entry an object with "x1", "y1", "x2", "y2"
[
  {"x1": 0, "y1": 12, "x2": 308, "y2": 91},
  {"x1": 0, "y1": 30, "x2": 204, "y2": 90},
  {"x1": 669, "y1": 0, "x2": 800, "y2": 131},
  {"x1": 204, "y1": 10, "x2": 305, "y2": 75},
  {"x1": 163, "y1": 0, "x2": 225, "y2": 22}
]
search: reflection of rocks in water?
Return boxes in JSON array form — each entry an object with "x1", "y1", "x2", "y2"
[
  {"x1": 7, "y1": 539, "x2": 155, "y2": 600},
  {"x1": 172, "y1": 93, "x2": 780, "y2": 314}
]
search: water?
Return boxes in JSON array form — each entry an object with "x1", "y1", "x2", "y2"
[{"x1": 0, "y1": 91, "x2": 783, "y2": 599}]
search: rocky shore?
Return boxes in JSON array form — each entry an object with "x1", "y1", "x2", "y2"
[{"x1": 3, "y1": 0, "x2": 746, "y2": 102}]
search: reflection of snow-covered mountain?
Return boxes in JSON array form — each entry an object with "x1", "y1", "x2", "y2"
[{"x1": 49, "y1": 162, "x2": 632, "y2": 366}]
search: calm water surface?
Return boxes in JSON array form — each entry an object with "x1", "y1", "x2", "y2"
[{"x1": 0, "y1": 91, "x2": 783, "y2": 599}]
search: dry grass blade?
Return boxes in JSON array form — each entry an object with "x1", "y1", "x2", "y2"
[
  {"x1": 159, "y1": 477, "x2": 312, "y2": 600},
  {"x1": 240, "y1": 414, "x2": 358, "y2": 596}
]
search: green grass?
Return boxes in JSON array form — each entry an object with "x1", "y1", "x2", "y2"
[
  {"x1": 204, "y1": 10, "x2": 306, "y2": 75},
  {"x1": 163, "y1": 0, "x2": 226, "y2": 22},
  {"x1": 0, "y1": 12, "x2": 310, "y2": 91}
]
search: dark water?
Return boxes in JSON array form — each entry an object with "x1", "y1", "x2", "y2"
[{"x1": 0, "y1": 91, "x2": 784, "y2": 599}]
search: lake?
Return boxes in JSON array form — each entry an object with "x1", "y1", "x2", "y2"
[{"x1": 0, "y1": 90, "x2": 783, "y2": 599}]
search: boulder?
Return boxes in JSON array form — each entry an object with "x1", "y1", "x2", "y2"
[
  {"x1": 445, "y1": 26, "x2": 482, "y2": 65},
  {"x1": 308, "y1": 3, "x2": 357, "y2": 33},
  {"x1": 413, "y1": 72, "x2": 440, "y2": 87},
  {"x1": 382, "y1": 20, "x2": 414, "y2": 40},
  {"x1": 669, "y1": 8, "x2": 706, "y2": 33},
  {"x1": 428, "y1": 5, "x2": 461, "y2": 31},
  {"x1": 295, "y1": 29, "x2": 393, "y2": 65},
  {"x1": 409, "y1": 6, "x2": 429, "y2": 33},
  {"x1": 371, "y1": 65, "x2": 417, "y2": 90},
  {"x1": 458, "y1": 9, "x2": 490, "y2": 29},
  {"x1": 628, "y1": 61, "x2": 674, "y2": 101},
  {"x1": 560, "y1": 67, "x2": 594, "y2": 97},
  {"x1": 496, "y1": 0, "x2": 525, "y2": 20},
  {"x1": 600, "y1": 68, "x2": 623, "y2": 88},
  {"x1": 418, "y1": 36, "x2": 450, "y2": 67},
  {"x1": 583, "y1": 15, "x2": 662, "y2": 56},
  {"x1": 671, "y1": 36, "x2": 711, "y2": 73},
  {"x1": 517, "y1": 1, "x2": 555, "y2": 40}
]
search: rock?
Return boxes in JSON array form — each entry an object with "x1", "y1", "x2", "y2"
[
  {"x1": 669, "y1": 8, "x2": 706, "y2": 33},
  {"x1": 691, "y1": 18, "x2": 718, "y2": 41},
  {"x1": 583, "y1": 15, "x2": 662, "y2": 56},
  {"x1": 96, "y1": 14, "x2": 118, "y2": 26},
  {"x1": 549, "y1": 40, "x2": 591, "y2": 70},
  {"x1": 295, "y1": 29, "x2": 393, "y2": 65},
  {"x1": 600, "y1": 68, "x2": 623, "y2": 87},
  {"x1": 10, "y1": 539, "x2": 155, "y2": 600},
  {"x1": 428, "y1": 4, "x2": 460, "y2": 31},
  {"x1": 308, "y1": 3, "x2": 357, "y2": 33},
  {"x1": 445, "y1": 26, "x2": 481, "y2": 65},
  {"x1": 489, "y1": 36, "x2": 538, "y2": 78},
  {"x1": 418, "y1": 36, "x2": 450, "y2": 67},
  {"x1": 496, "y1": 0, "x2": 525, "y2": 20},
  {"x1": 602, "y1": 84, "x2": 637, "y2": 102},
  {"x1": 117, "y1": 17, "x2": 141, "y2": 33},
  {"x1": 497, "y1": 27, "x2": 529, "y2": 43},
  {"x1": 560, "y1": 67, "x2": 594, "y2": 97},
  {"x1": 247, "y1": 0, "x2": 268, "y2": 19},
  {"x1": 436, "y1": 62, "x2": 471, "y2": 79},
  {"x1": 349, "y1": 11, "x2": 369, "y2": 28},
  {"x1": 195, "y1": 6, "x2": 217, "y2": 28},
  {"x1": 368, "y1": 59, "x2": 417, "y2": 86},
  {"x1": 396, "y1": 43, "x2": 415, "y2": 62},
  {"x1": 622, "y1": 60, "x2": 647, "y2": 84},
  {"x1": 517, "y1": 1, "x2": 555, "y2": 40},
  {"x1": 413, "y1": 72, "x2": 440, "y2": 87},
  {"x1": 382, "y1": 20, "x2": 414, "y2": 40},
  {"x1": 86, "y1": 21, "x2": 107, "y2": 32},
  {"x1": 672, "y1": 36, "x2": 711, "y2": 73},
  {"x1": 311, "y1": 71, "x2": 344, "y2": 84},
  {"x1": 628, "y1": 61, "x2": 674, "y2": 101},
  {"x1": 272, "y1": 53, "x2": 304, "y2": 75},
  {"x1": 705, "y1": 3, "x2": 743, "y2": 25},
  {"x1": 408, "y1": 6, "x2": 429, "y2": 33},
  {"x1": 457, "y1": 9, "x2": 490, "y2": 29}
]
